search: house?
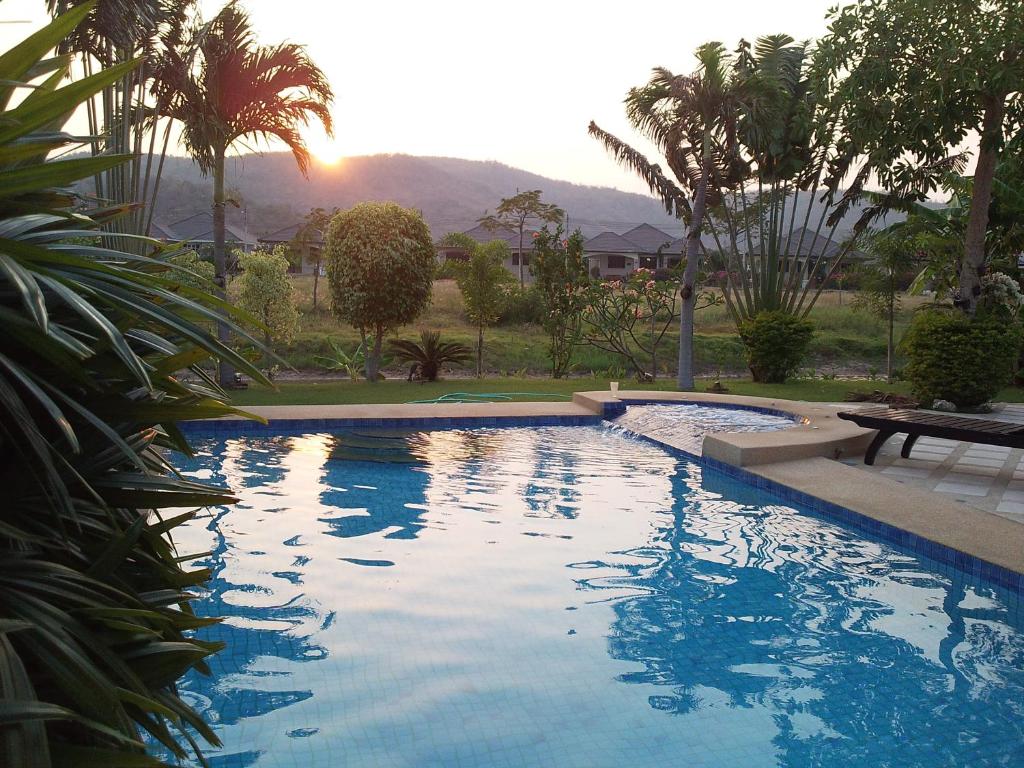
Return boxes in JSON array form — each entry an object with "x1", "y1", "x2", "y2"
[
  {"x1": 260, "y1": 223, "x2": 324, "y2": 274},
  {"x1": 583, "y1": 224, "x2": 684, "y2": 278},
  {"x1": 153, "y1": 212, "x2": 257, "y2": 257},
  {"x1": 437, "y1": 223, "x2": 538, "y2": 281},
  {"x1": 777, "y1": 227, "x2": 867, "y2": 281}
]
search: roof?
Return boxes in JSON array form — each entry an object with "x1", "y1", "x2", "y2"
[
  {"x1": 149, "y1": 221, "x2": 177, "y2": 241},
  {"x1": 166, "y1": 212, "x2": 255, "y2": 244},
  {"x1": 780, "y1": 227, "x2": 866, "y2": 260},
  {"x1": 582, "y1": 231, "x2": 642, "y2": 254},
  {"x1": 259, "y1": 223, "x2": 323, "y2": 245},
  {"x1": 462, "y1": 223, "x2": 536, "y2": 250},
  {"x1": 620, "y1": 224, "x2": 675, "y2": 254}
]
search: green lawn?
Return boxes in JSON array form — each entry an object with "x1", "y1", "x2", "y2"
[
  {"x1": 228, "y1": 377, "x2": 1024, "y2": 407},
  {"x1": 269, "y1": 277, "x2": 928, "y2": 376}
]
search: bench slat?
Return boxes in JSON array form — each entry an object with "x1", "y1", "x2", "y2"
[{"x1": 837, "y1": 407, "x2": 1024, "y2": 464}]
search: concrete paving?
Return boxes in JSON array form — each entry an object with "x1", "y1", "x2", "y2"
[{"x1": 839, "y1": 403, "x2": 1024, "y2": 526}]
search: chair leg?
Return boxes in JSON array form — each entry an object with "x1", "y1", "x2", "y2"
[
  {"x1": 864, "y1": 430, "x2": 895, "y2": 466},
  {"x1": 900, "y1": 433, "x2": 920, "y2": 459}
]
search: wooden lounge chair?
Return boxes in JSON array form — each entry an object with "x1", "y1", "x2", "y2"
[{"x1": 837, "y1": 406, "x2": 1024, "y2": 465}]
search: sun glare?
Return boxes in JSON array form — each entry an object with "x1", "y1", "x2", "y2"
[{"x1": 304, "y1": 125, "x2": 344, "y2": 165}]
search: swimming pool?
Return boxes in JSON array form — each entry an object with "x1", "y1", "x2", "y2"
[{"x1": 170, "y1": 416, "x2": 1024, "y2": 767}]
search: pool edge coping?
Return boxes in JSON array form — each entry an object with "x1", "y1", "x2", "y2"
[{"x1": 178, "y1": 391, "x2": 1024, "y2": 593}]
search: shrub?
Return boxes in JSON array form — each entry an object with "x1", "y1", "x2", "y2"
[
  {"x1": 389, "y1": 331, "x2": 472, "y2": 381},
  {"x1": 236, "y1": 246, "x2": 299, "y2": 352},
  {"x1": 901, "y1": 309, "x2": 1021, "y2": 408},
  {"x1": 435, "y1": 259, "x2": 462, "y2": 280},
  {"x1": 325, "y1": 202, "x2": 435, "y2": 380},
  {"x1": 168, "y1": 249, "x2": 215, "y2": 290},
  {"x1": 738, "y1": 310, "x2": 815, "y2": 383},
  {"x1": 0, "y1": 10, "x2": 269, "y2": 764},
  {"x1": 455, "y1": 241, "x2": 515, "y2": 375},
  {"x1": 498, "y1": 285, "x2": 545, "y2": 325}
]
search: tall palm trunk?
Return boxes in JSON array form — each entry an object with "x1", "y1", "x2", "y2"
[
  {"x1": 213, "y1": 143, "x2": 234, "y2": 387},
  {"x1": 959, "y1": 96, "x2": 1005, "y2": 313},
  {"x1": 677, "y1": 138, "x2": 712, "y2": 390}
]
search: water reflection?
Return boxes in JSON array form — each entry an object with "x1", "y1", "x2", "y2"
[
  {"x1": 167, "y1": 425, "x2": 1024, "y2": 768},
  {"x1": 591, "y1": 464, "x2": 1024, "y2": 766}
]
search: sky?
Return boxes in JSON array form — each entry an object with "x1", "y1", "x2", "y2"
[{"x1": 0, "y1": 0, "x2": 838, "y2": 195}]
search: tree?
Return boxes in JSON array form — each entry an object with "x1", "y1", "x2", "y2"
[
  {"x1": 325, "y1": 202, "x2": 436, "y2": 381},
  {"x1": 236, "y1": 246, "x2": 299, "y2": 359},
  {"x1": 531, "y1": 226, "x2": 589, "y2": 378},
  {"x1": 455, "y1": 240, "x2": 516, "y2": 376},
  {"x1": 580, "y1": 269, "x2": 705, "y2": 381},
  {"x1": 852, "y1": 230, "x2": 921, "y2": 382},
  {"x1": 293, "y1": 206, "x2": 338, "y2": 311},
  {"x1": 589, "y1": 42, "x2": 745, "y2": 389},
  {"x1": 478, "y1": 190, "x2": 563, "y2": 286},
  {"x1": 819, "y1": 0, "x2": 1024, "y2": 314},
  {"x1": 160, "y1": 1, "x2": 333, "y2": 386},
  {"x1": 46, "y1": 0, "x2": 194, "y2": 247},
  {"x1": 0, "y1": 11, "x2": 270, "y2": 764}
]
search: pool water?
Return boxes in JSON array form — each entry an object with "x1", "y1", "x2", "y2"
[
  {"x1": 171, "y1": 423, "x2": 1024, "y2": 768},
  {"x1": 611, "y1": 403, "x2": 797, "y2": 454}
]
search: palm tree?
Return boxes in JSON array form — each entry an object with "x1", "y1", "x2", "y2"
[
  {"x1": 160, "y1": 1, "x2": 333, "y2": 386},
  {"x1": 590, "y1": 42, "x2": 745, "y2": 390}
]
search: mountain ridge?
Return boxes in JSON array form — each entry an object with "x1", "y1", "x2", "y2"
[
  {"x1": 148, "y1": 151, "x2": 896, "y2": 243},
  {"x1": 151, "y1": 152, "x2": 693, "y2": 240}
]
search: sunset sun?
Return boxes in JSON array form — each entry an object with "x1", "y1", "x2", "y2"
[{"x1": 305, "y1": 124, "x2": 344, "y2": 165}]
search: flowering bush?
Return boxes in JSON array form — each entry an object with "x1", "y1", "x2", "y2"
[
  {"x1": 580, "y1": 269, "x2": 678, "y2": 380},
  {"x1": 977, "y1": 271, "x2": 1024, "y2": 320}
]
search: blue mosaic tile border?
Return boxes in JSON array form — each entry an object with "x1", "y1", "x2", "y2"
[
  {"x1": 178, "y1": 412, "x2": 607, "y2": 437},
  {"x1": 177, "y1": 403, "x2": 1023, "y2": 596}
]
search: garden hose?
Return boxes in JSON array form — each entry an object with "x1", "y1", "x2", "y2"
[{"x1": 406, "y1": 392, "x2": 573, "y2": 404}]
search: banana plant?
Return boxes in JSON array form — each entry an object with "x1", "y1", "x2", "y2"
[{"x1": 0, "y1": 6, "x2": 273, "y2": 767}]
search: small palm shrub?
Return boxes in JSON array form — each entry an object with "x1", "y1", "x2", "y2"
[
  {"x1": 901, "y1": 308, "x2": 1021, "y2": 409},
  {"x1": 738, "y1": 310, "x2": 815, "y2": 383},
  {"x1": 389, "y1": 331, "x2": 472, "y2": 381}
]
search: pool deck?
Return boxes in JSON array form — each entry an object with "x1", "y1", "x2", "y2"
[{"x1": 206, "y1": 391, "x2": 1024, "y2": 582}]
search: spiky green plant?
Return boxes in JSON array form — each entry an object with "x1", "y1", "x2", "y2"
[
  {"x1": 0, "y1": 6, "x2": 270, "y2": 766},
  {"x1": 389, "y1": 331, "x2": 472, "y2": 382}
]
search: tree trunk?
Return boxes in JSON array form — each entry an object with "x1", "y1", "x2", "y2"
[
  {"x1": 312, "y1": 254, "x2": 320, "y2": 311},
  {"x1": 650, "y1": 311, "x2": 657, "y2": 381},
  {"x1": 365, "y1": 329, "x2": 383, "y2": 382},
  {"x1": 887, "y1": 293, "x2": 895, "y2": 384},
  {"x1": 677, "y1": 141, "x2": 711, "y2": 390},
  {"x1": 477, "y1": 324, "x2": 484, "y2": 377},
  {"x1": 518, "y1": 223, "x2": 525, "y2": 287},
  {"x1": 959, "y1": 97, "x2": 1005, "y2": 313},
  {"x1": 213, "y1": 144, "x2": 235, "y2": 388}
]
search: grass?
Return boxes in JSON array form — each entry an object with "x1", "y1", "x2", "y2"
[
  {"x1": 228, "y1": 376, "x2": 1024, "y2": 407},
  {"x1": 267, "y1": 277, "x2": 919, "y2": 376}
]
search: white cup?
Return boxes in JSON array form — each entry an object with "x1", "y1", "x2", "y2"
[{"x1": 610, "y1": 381, "x2": 619, "y2": 395}]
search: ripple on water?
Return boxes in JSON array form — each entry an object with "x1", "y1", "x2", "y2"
[{"x1": 165, "y1": 420, "x2": 1024, "y2": 768}]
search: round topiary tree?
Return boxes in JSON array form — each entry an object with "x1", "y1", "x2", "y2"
[{"x1": 325, "y1": 202, "x2": 436, "y2": 380}]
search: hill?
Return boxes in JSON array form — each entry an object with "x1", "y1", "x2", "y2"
[{"x1": 149, "y1": 152, "x2": 688, "y2": 240}]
